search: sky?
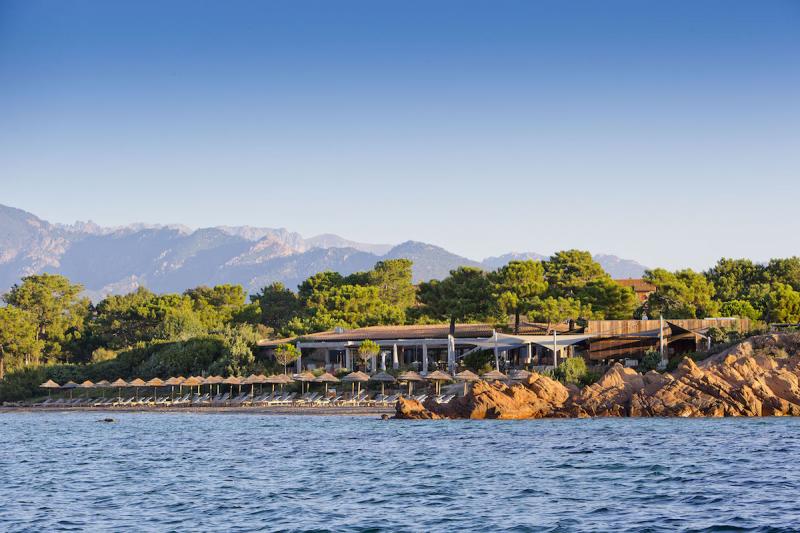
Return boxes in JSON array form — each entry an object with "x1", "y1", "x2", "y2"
[{"x1": 1, "y1": 0, "x2": 798, "y2": 270}]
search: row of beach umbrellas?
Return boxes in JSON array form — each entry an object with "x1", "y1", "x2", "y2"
[{"x1": 39, "y1": 368, "x2": 531, "y2": 398}]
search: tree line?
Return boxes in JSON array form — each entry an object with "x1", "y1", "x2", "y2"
[{"x1": 2, "y1": 251, "x2": 800, "y2": 396}]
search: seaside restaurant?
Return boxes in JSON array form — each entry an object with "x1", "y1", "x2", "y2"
[{"x1": 258, "y1": 317, "x2": 750, "y2": 373}]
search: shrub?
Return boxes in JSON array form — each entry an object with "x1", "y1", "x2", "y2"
[
  {"x1": 553, "y1": 357, "x2": 588, "y2": 385},
  {"x1": 463, "y1": 349, "x2": 494, "y2": 373},
  {"x1": 639, "y1": 350, "x2": 662, "y2": 372}
]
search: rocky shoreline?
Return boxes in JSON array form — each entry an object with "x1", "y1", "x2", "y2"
[{"x1": 396, "y1": 334, "x2": 800, "y2": 419}]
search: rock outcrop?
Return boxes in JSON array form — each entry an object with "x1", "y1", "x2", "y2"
[{"x1": 394, "y1": 334, "x2": 800, "y2": 419}]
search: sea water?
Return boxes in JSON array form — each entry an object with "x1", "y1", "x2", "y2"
[{"x1": 1, "y1": 412, "x2": 798, "y2": 532}]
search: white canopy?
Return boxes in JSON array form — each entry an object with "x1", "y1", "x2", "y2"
[{"x1": 468, "y1": 333, "x2": 594, "y2": 351}]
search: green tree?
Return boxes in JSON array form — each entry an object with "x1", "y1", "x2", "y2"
[
  {"x1": 184, "y1": 284, "x2": 247, "y2": 329},
  {"x1": 530, "y1": 296, "x2": 581, "y2": 330},
  {"x1": 544, "y1": 250, "x2": 609, "y2": 298},
  {"x1": 3, "y1": 273, "x2": 90, "y2": 363},
  {"x1": 357, "y1": 339, "x2": 380, "y2": 371},
  {"x1": 367, "y1": 259, "x2": 416, "y2": 312},
  {"x1": 705, "y1": 258, "x2": 766, "y2": 302},
  {"x1": 273, "y1": 343, "x2": 301, "y2": 374},
  {"x1": 577, "y1": 279, "x2": 638, "y2": 319},
  {"x1": 762, "y1": 283, "x2": 800, "y2": 323},
  {"x1": 418, "y1": 266, "x2": 494, "y2": 336},
  {"x1": 252, "y1": 282, "x2": 303, "y2": 332},
  {"x1": 766, "y1": 257, "x2": 800, "y2": 291},
  {"x1": 719, "y1": 299, "x2": 761, "y2": 321},
  {"x1": 643, "y1": 268, "x2": 718, "y2": 318},
  {"x1": 0, "y1": 306, "x2": 44, "y2": 379},
  {"x1": 490, "y1": 260, "x2": 548, "y2": 333}
]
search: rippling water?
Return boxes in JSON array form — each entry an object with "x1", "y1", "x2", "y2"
[{"x1": 1, "y1": 413, "x2": 799, "y2": 532}]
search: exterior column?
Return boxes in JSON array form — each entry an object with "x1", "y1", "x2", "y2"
[
  {"x1": 552, "y1": 330, "x2": 558, "y2": 368},
  {"x1": 381, "y1": 351, "x2": 387, "y2": 371},
  {"x1": 296, "y1": 349, "x2": 302, "y2": 373},
  {"x1": 345, "y1": 349, "x2": 351, "y2": 370},
  {"x1": 370, "y1": 354, "x2": 377, "y2": 373},
  {"x1": 422, "y1": 344, "x2": 429, "y2": 375},
  {"x1": 392, "y1": 344, "x2": 399, "y2": 369},
  {"x1": 525, "y1": 343, "x2": 533, "y2": 365}
]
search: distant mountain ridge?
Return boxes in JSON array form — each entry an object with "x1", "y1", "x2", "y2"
[{"x1": 0, "y1": 204, "x2": 648, "y2": 299}]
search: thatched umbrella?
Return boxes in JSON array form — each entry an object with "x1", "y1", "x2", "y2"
[
  {"x1": 313, "y1": 372, "x2": 340, "y2": 395},
  {"x1": 95, "y1": 379, "x2": 111, "y2": 399},
  {"x1": 243, "y1": 374, "x2": 266, "y2": 398},
  {"x1": 145, "y1": 377, "x2": 164, "y2": 399},
  {"x1": 110, "y1": 378, "x2": 128, "y2": 402},
  {"x1": 78, "y1": 379, "x2": 95, "y2": 398},
  {"x1": 39, "y1": 379, "x2": 60, "y2": 397},
  {"x1": 61, "y1": 380, "x2": 78, "y2": 399},
  {"x1": 425, "y1": 370, "x2": 453, "y2": 395},
  {"x1": 265, "y1": 373, "x2": 293, "y2": 394},
  {"x1": 454, "y1": 369, "x2": 480, "y2": 395},
  {"x1": 204, "y1": 375, "x2": 224, "y2": 396},
  {"x1": 342, "y1": 371, "x2": 370, "y2": 398},
  {"x1": 369, "y1": 371, "x2": 396, "y2": 396},
  {"x1": 481, "y1": 369, "x2": 508, "y2": 382},
  {"x1": 293, "y1": 371, "x2": 316, "y2": 395},
  {"x1": 182, "y1": 376, "x2": 204, "y2": 397},
  {"x1": 508, "y1": 369, "x2": 532, "y2": 381},
  {"x1": 164, "y1": 376, "x2": 184, "y2": 401},
  {"x1": 222, "y1": 375, "x2": 243, "y2": 395},
  {"x1": 128, "y1": 378, "x2": 146, "y2": 401},
  {"x1": 397, "y1": 370, "x2": 424, "y2": 395}
]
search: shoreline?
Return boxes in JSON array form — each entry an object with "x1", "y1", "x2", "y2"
[{"x1": 0, "y1": 405, "x2": 394, "y2": 416}]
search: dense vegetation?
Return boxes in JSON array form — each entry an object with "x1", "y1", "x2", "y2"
[{"x1": 2, "y1": 252, "x2": 800, "y2": 400}]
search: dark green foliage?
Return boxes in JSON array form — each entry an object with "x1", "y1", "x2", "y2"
[
  {"x1": 552, "y1": 357, "x2": 590, "y2": 385},
  {"x1": 462, "y1": 349, "x2": 494, "y2": 374},
  {"x1": 418, "y1": 266, "x2": 495, "y2": 335},
  {"x1": 638, "y1": 350, "x2": 662, "y2": 372}
]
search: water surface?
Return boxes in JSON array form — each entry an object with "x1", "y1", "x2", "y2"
[{"x1": 1, "y1": 413, "x2": 798, "y2": 532}]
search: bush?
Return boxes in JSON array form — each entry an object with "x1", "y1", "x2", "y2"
[
  {"x1": 463, "y1": 349, "x2": 494, "y2": 373},
  {"x1": 552, "y1": 357, "x2": 589, "y2": 385},
  {"x1": 639, "y1": 350, "x2": 662, "y2": 372}
]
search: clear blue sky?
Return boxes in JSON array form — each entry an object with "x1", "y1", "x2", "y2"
[{"x1": 1, "y1": 0, "x2": 798, "y2": 270}]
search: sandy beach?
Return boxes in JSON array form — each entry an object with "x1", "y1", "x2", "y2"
[{"x1": 0, "y1": 405, "x2": 395, "y2": 417}]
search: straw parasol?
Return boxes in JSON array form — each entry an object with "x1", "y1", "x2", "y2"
[
  {"x1": 95, "y1": 379, "x2": 111, "y2": 398},
  {"x1": 204, "y1": 375, "x2": 224, "y2": 395},
  {"x1": 78, "y1": 379, "x2": 95, "y2": 398},
  {"x1": 61, "y1": 380, "x2": 78, "y2": 399},
  {"x1": 111, "y1": 378, "x2": 128, "y2": 401},
  {"x1": 293, "y1": 371, "x2": 316, "y2": 394},
  {"x1": 313, "y1": 372, "x2": 340, "y2": 395},
  {"x1": 342, "y1": 371, "x2": 370, "y2": 397},
  {"x1": 481, "y1": 369, "x2": 508, "y2": 382},
  {"x1": 397, "y1": 370, "x2": 424, "y2": 395},
  {"x1": 425, "y1": 370, "x2": 453, "y2": 395},
  {"x1": 508, "y1": 369, "x2": 532, "y2": 381},
  {"x1": 222, "y1": 375, "x2": 243, "y2": 395},
  {"x1": 242, "y1": 374, "x2": 266, "y2": 397},
  {"x1": 369, "y1": 371, "x2": 396, "y2": 396},
  {"x1": 164, "y1": 376, "x2": 184, "y2": 400},
  {"x1": 264, "y1": 373, "x2": 294, "y2": 393},
  {"x1": 454, "y1": 369, "x2": 480, "y2": 395},
  {"x1": 146, "y1": 377, "x2": 165, "y2": 399},
  {"x1": 182, "y1": 375, "x2": 204, "y2": 396},
  {"x1": 39, "y1": 379, "x2": 60, "y2": 397},
  {"x1": 128, "y1": 378, "x2": 146, "y2": 400}
]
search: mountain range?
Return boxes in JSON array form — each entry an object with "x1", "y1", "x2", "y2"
[{"x1": 0, "y1": 204, "x2": 647, "y2": 300}]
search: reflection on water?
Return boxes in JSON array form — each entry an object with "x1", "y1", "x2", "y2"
[{"x1": 1, "y1": 413, "x2": 799, "y2": 532}]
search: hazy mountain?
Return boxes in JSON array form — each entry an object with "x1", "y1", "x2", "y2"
[
  {"x1": 481, "y1": 251, "x2": 647, "y2": 279},
  {"x1": 481, "y1": 252, "x2": 548, "y2": 270},
  {"x1": 0, "y1": 204, "x2": 649, "y2": 298},
  {"x1": 593, "y1": 254, "x2": 648, "y2": 279}
]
